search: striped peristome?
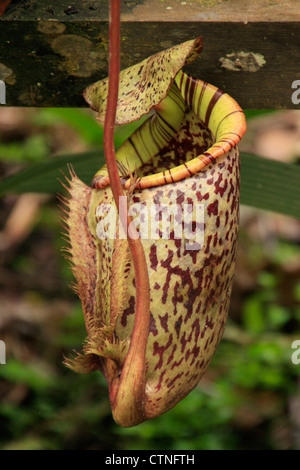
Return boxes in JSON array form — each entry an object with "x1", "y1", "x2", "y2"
[
  {"x1": 84, "y1": 38, "x2": 245, "y2": 191},
  {"x1": 64, "y1": 37, "x2": 247, "y2": 427}
]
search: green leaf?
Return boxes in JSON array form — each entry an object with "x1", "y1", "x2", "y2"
[
  {"x1": 0, "y1": 359, "x2": 54, "y2": 391},
  {"x1": 0, "y1": 151, "x2": 299, "y2": 219},
  {"x1": 33, "y1": 108, "x2": 104, "y2": 146},
  {"x1": 0, "y1": 151, "x2": 104, "y2": 195},
  {"x1": 239, "y1": 152, "x2": 300, "y2": 218},
  {"x1": 244, "y1": 109, "x2": 278, "y2": 120},
  {"x1": 0, "y1": 135, "x2": 50, "y2": 163},
  {"x1": 243, "y1": 295, "x2": 266, "y2": 334}
]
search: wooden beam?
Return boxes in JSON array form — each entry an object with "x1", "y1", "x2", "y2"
[{"x1": 0, "y1": 0, "x2": 300, "y2": 108}]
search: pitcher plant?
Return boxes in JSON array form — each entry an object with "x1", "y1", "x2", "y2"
[{"x1": 62, "y1": 33, "x2": 247, "y2": 427}]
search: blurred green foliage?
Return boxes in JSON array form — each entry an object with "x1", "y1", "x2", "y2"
[
  {"x1": 0, "y1": 107, "x2": 299, "y2": 450},
  {"x1": 1, "y1": 110, "x2": 299, "y2": 219}
]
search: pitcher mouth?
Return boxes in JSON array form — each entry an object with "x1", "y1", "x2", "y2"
[
  {"x1": 91, "y1": 73, "x2": 246, "y2": 192},
  {"x1": 122, "y1": 72, "x2": 246, "y2": 190},
  {"x1": 85, "y1": 37, "x2": 246, "y2": 192}
]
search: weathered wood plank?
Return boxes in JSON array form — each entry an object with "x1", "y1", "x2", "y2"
[
  {"x1": 0, "y1": 1, "x2": 299, "y2": 108},
  {"x1": 2, "y1": 0, "x2": 300, "y2": 22}
]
